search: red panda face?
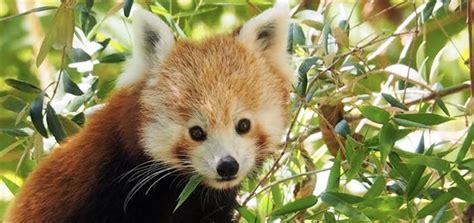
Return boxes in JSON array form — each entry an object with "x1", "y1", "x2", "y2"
[{"x1": 119, "y1": 7, "x2": 292, "y2": 189}]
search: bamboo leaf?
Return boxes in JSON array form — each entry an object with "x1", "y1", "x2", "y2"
[
  {"x1": 270, "y1": 195, "x2": 318, "y2": 216},
  {"x1": 62, "y1": 70, "x2": 84, "y2": 96},
  {"x1": 46, "y1": 104, "x2": 67, "y2": 143},
  {"x1": 30, "y1": 92, "x2": 48, "y2": 137},
  {"x1": 381, "y1": 93, "x2": 408, "y2": 111},
  {"x1": 0, "y1": 176, "x2": 20, "y2": 195},
  {"x1": 456, "y1": 123, "x2": 474, "y2": 163},
  {"x1": 416, "y1": 192, "x2": 453, "y2": 218},
  {"x1": 99, "y1": 53, "x2": 127, "y2": 63},
  {"x1": 320, "y1": 192, "x2": 370, "y2": 222},
  {"x1": 5, "y1": 79, "x2": 41, "y2": 94},
  {"x1": 123, "y1": 0, "x2": 134, "y2": 17},
  {"x1": 174, "y1": 175, "x2": 203, "y2": 212},
  {"x1": 326, "y1": 153, "x2": 341, "y2": 192},
  {"x1": 379, "y1": 123, "x2": 396, "y2": 164},
  {"x1": 238, "y1": 207, "x2": 261, "y2": 223},
  {"x1": 0, "y1": 6, "x2": 57, "y2": 22},
  {"x1": 364, "y1": 176, "x2": 385, "y2": 198},
  {"x1": 394, "y1": 113, "x2": 452, "y2": 126},
  {"x1": 359, "y1": 106, "x2": 390, "y2": 124}
]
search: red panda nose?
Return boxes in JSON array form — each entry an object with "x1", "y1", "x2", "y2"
[{"x1": 216, "y1": 156, "x2": 239, "y2": 178}]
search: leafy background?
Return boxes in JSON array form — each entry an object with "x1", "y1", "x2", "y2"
[{"x1": 0, "y1": 0, "x2": 473, "y2": 222}]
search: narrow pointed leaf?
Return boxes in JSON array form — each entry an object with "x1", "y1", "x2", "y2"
[
  {"x1": 270, "y1": 195, "x2": 318, "y2": 216},
  {"x1": 46, "y1": 104, "x2": 67, "y2": 143},
  {"x1": 326, "y1": 153, "x2": 341, "y2": 192},
  {"x1": 62, "y1": 70, "x2": 84, "y2": 96},
  {"x1": 416, "y1": 192, "x2": 453, "y2": 218},
  {"x1": 320, "y1": 192, "x2": 370, "y2": 222},
  {"x1": 359, "y1": 106, "x2": 390, "y2": 124},
  {"x1": 30, "y1": 92, "x2": 48, "y2": 137},
  {"x1": 174, "y1": 175, "x2": 203, "y2": 212},
  {"x1": 123, "y1": 0, "x2": 134, "y2": 17},
  {"x1": 456, "y1": 123, "x2": 474, "y2": 163},
  {"x1": 5, "y1": 79, "x2": 41, "y2": 93},
  {"x1": 379, "y1": 123, "x2": 396, "y2": 164},
  {"x1": 238, "y1": 207, "x2": 261, "y2": 223},
  {"x1": 381, "y1": 93, "x2": 408, "y2": 111},
  {"x1": 394, "y1": 113, "x2": 452, "y2": 126}
]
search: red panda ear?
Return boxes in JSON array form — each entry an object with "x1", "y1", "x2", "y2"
[
  {"x1": 237, "y1": 6, "x2": 292, "y2": 82},
  {"x1": 117, "y1": 7, "x2": 175, "y2": 88}
]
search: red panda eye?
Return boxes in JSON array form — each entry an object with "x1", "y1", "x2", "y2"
[
  {"x1": 189, "y1": 126, "x2": 206, "y2": 141},
  {"x1": 236, "y1": 119, "x2": 251, "y2": 135}
]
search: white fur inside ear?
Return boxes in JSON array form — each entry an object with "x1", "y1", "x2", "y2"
[
  {"x1": 117, "y1": 8, "x2": 175, "y2": 88},
  {"x1": 238, "y1": 6, "x2": 292, "y2": 82}
]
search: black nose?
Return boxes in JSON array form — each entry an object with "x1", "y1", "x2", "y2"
[{"x1": 216, "y1": 156, "x2": 239, "y2": 178}]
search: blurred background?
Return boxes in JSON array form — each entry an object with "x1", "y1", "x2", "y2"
[{"x1": 0, "y1": 0, "x2": 472, "y2": 222}]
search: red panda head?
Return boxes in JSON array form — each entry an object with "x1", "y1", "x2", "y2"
[{"x1": 118, "y1": 7, "x2": 292, "y2": 189}]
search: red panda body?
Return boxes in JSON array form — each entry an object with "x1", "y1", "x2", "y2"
[{"x1": 6, "y1": 6, "x2": 292, "y2": 223}]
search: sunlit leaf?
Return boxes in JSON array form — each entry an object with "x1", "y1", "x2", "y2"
[
  {"x1": 238, "y1": 207, "x2": 261, "y2": 223},
  {"x1": 0, "y1": 128, "x2": 29, "y2": 137},
  {"x1": 364, "y1": 176, "x2": 385, "y2": 198},
  {"x1": 359, "y1": 105, "x2": 390, "y2": 124},
  {"x1": 0, "y1": 176, "x2": 20, "y2": 195},
  {"x1": 174, "y1": 175, "x2": 203, "y2": 212}
]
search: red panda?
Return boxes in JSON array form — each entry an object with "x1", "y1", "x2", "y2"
[{"x1": 6, "y1": 6, "x2": 292, "y2": 223}]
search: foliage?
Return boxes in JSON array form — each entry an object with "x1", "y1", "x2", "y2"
[{"x1": 0, "y1": 0, "x2": 473, "y2": 222}]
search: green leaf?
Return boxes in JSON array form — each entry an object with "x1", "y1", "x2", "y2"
[
  {"x1": 389, "y1": 152, "x2": 412, "y2": 180},
  {"x1": 407, "y1": 173, "x2": 431, "y2": 200},
  {"x1": 62, "y1": 70, "x2": 84, "y2": 96},
  {"x1": 58, "y1": 115, "x2": 81, "y2": 137},
  {"x1": 358, "y1": 196, "x2": 404, "y2": 211},
  {"x1": 123, "y1": 0, "x2": 134, "y2": 17},
  {"x1": 379, "y1": 123, "x2": 396, "y2": 164},
  {"x1": 359, "y1": 106, "x2": 390, "y2": 124},
  {"x1": 324, "y1": 212, "x2": 336, "y2": 223},
  {"x1": 450, "y1": 171, "x2": 471, "y2": 196},
  {"x1": 421, "y1": 0, "x2": 436, "y2": 24},
  {"x1": 174, "y1": 175, "x2": 203, "y2": 212},
  {"x1": 86, "y1": 0, "x2": 94, "y2": 10},
  {"x1": 456, "y1": 123, "x2": 474, "y2": 163},
  {"x1": 238, "y1": 207, "x2": 261, "y2": 223},
  {"x1": 0, "y1": 6, "x2": 58, "y2": 21},
  {"x1": 334, "y1": 119, "x2": 350, "y2": 136},
  {"x1": 99, "y1": 53, "x2": 127, "y2": 63},
  {"x1": 46, "y1": 104, "x2": 67, "y2": 143},
  {"x1": 458, "y1": 158, "x2": 474, "y2": 170},
  {"x1": 394, "y1": 113, "x2": 452, "y2": 126},
  {"x1": 0, "y1": 128, "x2": 29, "y2": 137},
  {"x1": 297, "y1": 57, "x2": 317, "y2": 96},
  {"x1": 381, "y1": 93, "x2": 408, "y2": 111},
  {"x1": 435, "y1": 99, "x2": 450, "y2": 116},
  {"x1": 320, "y1": 192, "x2": 371, "y2": 222},
  {"x1": 392, "y1": 117, "x2": 430, "y2": 128},
  {"x1": 271, "y1": 185, "x2": 283, "y2": 208},
  {"x1": 326, "y1": 153, "x2": 341, "y2": 192},
  {"x1": 405, "y1": 155, "x2": 450, "y2": 172},
  {"x1": 5, "y1": 79, "x2": 41, "y2": 94},
  {"x1": 321, "y1": 23, "x2": 331, "y2": 55},
  {"x1": 406, "y1": 162, "x2": 428, "y2": 199},
  {"x1": 2, "y1": 95, "x2": 27, "y2": 113},
  {"x1": 0, "y1": 176, "x2": 20, "y2": 195},
  {"x1": 346, "y1": 146, "x2": 368, "y2": 181},
  {"x1": 416, "y1": 41, "x2": 426, "y2": 71},
  {"x1": 69, "y1": 48, "x2": 92, "y2": 62},
  {"x1": 270, "y1": 195, "x2": 318, "y2": 216},
  {"x1": 30, "y1": 92, "x2": 48, "y2": 137},
  {"x1": 364, "y1": 176, "x2": 385, "y2": 198},
  {"x1": 416, "y1": 192, "x2": 453, "y2": 218},
  {"x1": 448, "y1": 187, "x2": 474, "y2": 203}
]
